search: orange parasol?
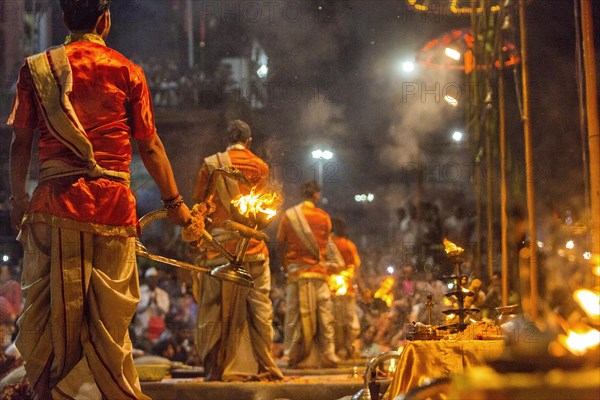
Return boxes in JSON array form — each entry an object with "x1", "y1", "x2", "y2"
[{"x1": 417, "y1": 28, "x2": 520, "y2": 72}]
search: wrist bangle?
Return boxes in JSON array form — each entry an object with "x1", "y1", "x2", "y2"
[
  {"x1": 164, "y1": 200, "x2": 184, "y2": 210},
  {"x1": 161, "y1": 195, "x2": 183, "y2": 208},
  {"x1": 161, "y1": 193, "x2": 180, "y2": 204}
]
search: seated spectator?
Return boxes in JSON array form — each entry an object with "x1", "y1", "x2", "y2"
[
  {"x1": 0, "y1": 265, "x2": 21, "y2": 325},
  {"x1": 135, "y1": 267, "x2": 170, "y2": 349}
]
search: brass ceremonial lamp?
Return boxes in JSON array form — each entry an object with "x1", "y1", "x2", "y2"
[
  {"x1": 210, "y1": 189, "x2": 277, "y2": 285},
  {"x1": 136, "y1": 168, "x2": 275, "y2": 288},
  {"x1": 439, "y1": 238, "x2": 478, "y2": 332}
]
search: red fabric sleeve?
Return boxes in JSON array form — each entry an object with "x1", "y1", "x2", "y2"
[
  {"x1": 7, "y1": 61, "x2": 38, "y2": 129},
  {"x1": 129, "y1": 65, "x2": 157, "y2": 140}
]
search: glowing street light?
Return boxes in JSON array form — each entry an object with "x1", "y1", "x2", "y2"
[
  {"x1": 312, "y1": 149, "x2": 334, "y2": 160},
  {"x1": 452, "y1": 131, "x2": 464, "y2": 142},
  {"x1": 402, "y1": 61, "x2": 415, "y2": 72},
  {"x1": 355, "y1": 193, "x2": 375, "y2": 203},
  {"x1": 256, "y1": 64, "x2": 268, "y2": 78}
]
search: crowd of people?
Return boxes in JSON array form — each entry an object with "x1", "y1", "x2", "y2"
[{"x1": 131, "y1": 56, "x2": 246, "y2": 109}]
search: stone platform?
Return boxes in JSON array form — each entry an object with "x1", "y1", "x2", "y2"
[{"x1": 140, "y1": 360, "x2": 391, "y2": 400}]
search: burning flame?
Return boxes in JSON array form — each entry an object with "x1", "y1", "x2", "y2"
[
  {"x1": 443, "y1": 238, "x2": 464, "y2": 256},
  {"x1": 231, "y1": 188, "x2": 279, "y2": 222},
  {"x1": 574, "y1": 289, "x2": 600, "y2": 325},
  {"x1": 328, "y1": 271, "x2": 352, "y2": 296},
  {"x1": 374, "y1": 276, "x2": 395, "y2": 308},
  {"x1": 559, "y1": 326, "x2": 600, "y2": 356}
]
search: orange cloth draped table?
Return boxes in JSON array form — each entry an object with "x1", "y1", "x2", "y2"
[
  {"x1": 449, "y1": 366, "x2": 600, "y2": 400},
  {"x1": 384, "y1": 340, "x2": 505, "y2": 399}
]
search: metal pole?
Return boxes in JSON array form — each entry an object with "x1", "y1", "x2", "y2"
[
  {"x1": 518, "y1": 0, "x2": 539, "y2": 320},
  {"x1": 499, "y1": 63, "x2": 509, "y2": 306},
  {"x1": 580, "y1": 0, "x2": 600, "y2": 278},
  {"x1": 485, "y1": 112, "x2": 495, "y2": 280},
  {"x1": 471, "y1": 1, "x2": 483, "y2": 278},
  {"x1": 186, "y1": 0, "x2": 194, "y2": 69}
]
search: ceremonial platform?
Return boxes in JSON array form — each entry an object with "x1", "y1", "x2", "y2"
[{"x1": 140, "y1": 360, "x2": 390, "y2": 400}]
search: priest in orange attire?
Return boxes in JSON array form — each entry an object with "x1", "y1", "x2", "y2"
[
  {"x1": 7, "y1": 1, "x2": 191, "y2": 398},
  {"x1": 277, "y1": 181, "x2": 341, "y2": 368},
  {"x1": 192, "y1": 120, "x2": 283, "y2": 381},
  {"x1": 329, "y1": 217, "x2": 362, "y2": 360}
]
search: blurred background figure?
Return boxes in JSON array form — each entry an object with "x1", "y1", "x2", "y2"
[
  {"x1": 136, "y1": 267, "x2": 171, "y2": 350},
  {"x1": 329, "y1": 216, "x2": 362, "y2": 360}
]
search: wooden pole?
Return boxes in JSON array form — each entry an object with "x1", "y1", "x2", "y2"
[
  {"x1": 499, "y1": 59, "x2": 509, "y2": 306},
  {"x1": 518, "y1": 0, "x2": 539, "y2": 320},
  {"x1": 472, "y1": 1, "x2": 483, "y2": 278},
  {"x1": 580, "y1": 0, "x2": 600, "y2": 277}
]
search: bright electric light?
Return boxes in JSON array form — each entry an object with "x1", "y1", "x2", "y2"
[
  {"x1": 387, "y1": 266, "x2": 395, "y2": 274},
  {"x1": 537, "y1": 241, "x2": 544, "y2": 248},
  {"x1": 312, "y1": 149, "x2": 333, "y2": 160},
  {"x1": 445, "y1": 47, "x2": 461, "y2": 61},
  {"x1": 583, "y1": 252, "x2": 592, "y2": 260},
  {"x1": 452, "y1": 131, "x2": 464, "y2": 142},
  {"x1": 444, "y1": 95, "x2": 458, "y2": 106},
  {"x1": 355, "y1": 193, "x2": 375, "y2": 203},
  {"x1": 402, "y1": 61, "x2": 415, "y2": 72},
  {"x1": 1, "y1": 255, "x2": 8, "y2": 263},
  {"x1": 566, "y1": 240, "x2": 575, "y2": 250},
  {"x1": 256, "y1": 64, "x2": 268, "y2": 78}
]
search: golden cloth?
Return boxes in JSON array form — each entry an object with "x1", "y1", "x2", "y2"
[
  {"x1": 284, "y1": 278, "x2": 336, "y2": 367},
  {"x1": 16, "y1": 224, "x2": 149, "y2": 400},
  {"x1": 384, "y1": 340, "x2": 505, "y2": 399},
  {"x1": 332, "y1": 295, "x2": 360, "y2": 358},
  {"x1": 449, "y1": 366, "x2": 600, "y2": 400},
  {"x1": 194, "y1": 259, "x2": 283, "y2": 381}
]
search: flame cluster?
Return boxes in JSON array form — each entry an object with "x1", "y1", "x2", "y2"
[
  {"x1": 443, "y1": 238, "x2": 464, "y2": 256},
  {"x1": 328, "y1": 269, "x2": 354, "y2": 296},
  {"x1": 231, "y1": 188, "x2": 279, "y2": 222},
  {"x1": 558, "y1": 289, "x2": 600, "y2": 356},
  {"x1": 406, "y1": 0, "x2": 500, "y2": 14},
  {"x1": 374, "y1": 276, "x2": 395, "y2": 308}
]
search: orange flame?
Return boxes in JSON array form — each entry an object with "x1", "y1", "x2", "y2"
[
  {"x1": 231, "y1": 188, "x2": 279, "y2": 221},
  {"x1": 574, "y1": 289, "x2": 600, "y2": 324},
  {"x1": 443, "y1": 238, "x2": 464, "y2": 256},
  {"x1": 374, "y1": 276, "x2": 395, "y2": 307},
  {"x1": 329, "y1": 268, "x2": 354, "y2": 296},
  {"x1": 328, "y1": 273, "x2": 349, "y2": 296},
  {"x1": 559, "y1": 325, "x2": 600, "y2": 356}
]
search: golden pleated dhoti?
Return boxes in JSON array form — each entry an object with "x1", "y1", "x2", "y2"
[
  {"x1": 284, "y1": 277, "x2": 336, "y2": 367},
  {"x1": 16, "y1": 223, "x2": 149, "y2": 400},
  {"x1": 194, "y1": 258, "x2": 283, "y2": 381}
]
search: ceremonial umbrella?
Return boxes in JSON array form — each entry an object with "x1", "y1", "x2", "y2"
[{"x1": 416, "y1": 27, "x2": 520, "y2": 73}]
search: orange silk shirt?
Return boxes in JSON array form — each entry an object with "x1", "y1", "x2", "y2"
[
  {"x1": 332, "y1": 235, "x2": 361, "y2": 294},
  {"x1": 192, "y1": 147, "x2": 270, "y2": 258},
  {"x1": 8, "y1": 40, "x2": 156, "y2": 236},
  {"x1": 332, "y1": 236, "x2": 361, "y2": 269},
  {"x1": 277, "y1": 201, "x2": 332, "y2": 278}
]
